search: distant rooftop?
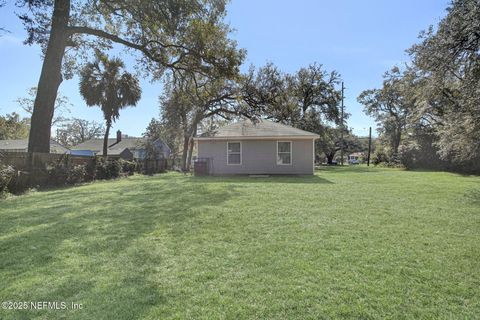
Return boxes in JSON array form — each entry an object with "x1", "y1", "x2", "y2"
[
  {"x1": 72, "y1": 137, "x2": 147, "y2": 153},
  {"x1": 0, "y1": 139, "x2": 69, "y2": 154}
]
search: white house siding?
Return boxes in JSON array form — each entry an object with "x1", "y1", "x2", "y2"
[{"x1": 197, "y1": 139, "x2": 315, "y2": 175}]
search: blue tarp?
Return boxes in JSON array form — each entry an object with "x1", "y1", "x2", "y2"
[{"x1": 70, "y1": 150, "x2": 95, "y2": 156}]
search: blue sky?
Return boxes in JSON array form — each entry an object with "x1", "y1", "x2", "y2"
[{"x1": 0, "y1": 0, "x2": 449, "y2": 138}]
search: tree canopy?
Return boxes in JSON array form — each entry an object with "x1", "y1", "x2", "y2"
[
  {"x1": 79, "y1": 53, "x2": 141, "y2": 156},
  {"x1": 407, "y1": 0, "x2": 480, "y2": 165},
  {"x1": 160, "y1": 71, "x2": 241, "y2": 169},
  {"x1": 241, "y1": 63, "x2": 342, "y2": 126},
  {"x1": 55, "y1": 118, "x2": 104, "y2": 147},
  {"x1": 0, "y1": 112, "x2": 30, "y2": 140},
  {"x1": 358, "y1": 67, "x2": 410, "y2": 156},
  {"x1": 358, "y1": 0, "x2": 480, "y2": 172},
  {"x1": 16, "y1": 0, "x2": 244, "y2": 152},
  {"x1": 16, "y1": 87, "x2": 71, "y2": 126}
]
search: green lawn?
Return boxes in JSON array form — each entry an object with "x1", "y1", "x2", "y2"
[{"x1": 1, "y1": 167, "x2": 479, "y2": 319}]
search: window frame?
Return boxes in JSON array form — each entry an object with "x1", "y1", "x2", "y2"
[
  {"x1": 227, "y1": 141, "x2": 242, "y2": 165},
  {"x1": 277, "y1": 141, "x2": 292, "y2": 165}
]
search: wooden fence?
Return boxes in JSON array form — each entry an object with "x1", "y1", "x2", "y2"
[
  {"x1": 0, "y1": 151, "x2": 96, "y2": 187},
  {"x1": 0, "y1": 151, "x2": 171, "y2": 188},
  {"x1": 138, "y1": 158, "x2": 168, "y2": 175},
  {"x1": 1, "y1": 152, "x2": 94, "y2": 169}
]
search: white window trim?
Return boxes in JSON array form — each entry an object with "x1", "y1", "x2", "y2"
[
  {"x1": 277, "y1": 141, "x2": 292, "y2": 165},
  {"x1": 227, "y1": 141, "x2": 242, "y2": 165}
]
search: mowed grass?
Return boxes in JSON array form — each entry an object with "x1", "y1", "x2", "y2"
[{"x1": 0, "y1": 167, "x2": 479, "y2": 319}]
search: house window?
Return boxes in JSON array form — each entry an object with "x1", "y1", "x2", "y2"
[
  {"x1": 277, "y1": 141, "x2": 292, "y2": 165},
  {"x1": 227, "y1": 142, "x2": 241, "y2": 165}
]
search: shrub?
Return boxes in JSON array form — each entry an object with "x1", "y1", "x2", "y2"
[
  {"x1": 95, "y1": 157, "x2": 110, "y2": 180},
  {"x1": 67, "y1": 164, "x2": 87, "y2": 185},
  {"x1": 46, "y1": 161, "x2": 89, "y2": 186},
  {"x1": 85, "y1": 158, "x2": 97, "y2": 181},
  {"x1": 94, "y1": 158, "x2": 123, "y2": 179},
  {"x1": 371, "y1": 148, "x2": 405, "y2": 169},
  {"x1": 399, "y1": 143, "x2": 416, "y2": 169},
  {"x1": 0, "y1": 165, "x2": 16, "y2": 196},
  {"x1": 377, "y1": 161, "x2": 405, "y2": 169},
  {"x1": 107, "y1": 160, "x2": 123, "y2": 178},
  {"x1": 119, "y1": 159, "x2": 136, "y2": 176},
  {"x1": 46, "y1": 162, "x2": 69, "y2": 186},
  {"x1": 8, "y1": 170, "x2": 31, "y2": 195},
  {"x1": 372, "y1": 150, "x2": 389, "y2": 165}
]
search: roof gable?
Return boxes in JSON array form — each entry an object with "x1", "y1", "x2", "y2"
[
  {"x1": 197, "y1": 119, "x2": 319, "y2": 139},
  {"x1": 71, "y1": 137, "x2": 171, "y2": 158},
  {"x1": 72, "y1": 137, "x2": 147, "y2": 151}
]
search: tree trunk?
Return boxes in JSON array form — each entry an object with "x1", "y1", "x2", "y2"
[
  {"x1": 103, "y1": 121, "x2": 111, "y2": 157},
  {"x1": 27, "y1": 0, "x2": 71, "y2": 153},
  {"x1": 181, "y1": 134, "x2": 189, "y2": 170},
  {"x1": 187, "y1": 134, "x2": 196, "y2": 170},
  {"x1": 186, "y1": 123, "x2": 198, "y2": 171},
  {"x1": 325, "y1": 152, "x2": 335, "y2": 165},
  {"x1": 186, "y1": 138, "x2": 194, "y2": 171},
  {"x1": 391, "y1": 126, "x2": 402, "y2": 157}
]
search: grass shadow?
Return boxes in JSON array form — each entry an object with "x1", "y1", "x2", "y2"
[
  {"x1": 0, "y1": 173, "x2": 238, "y2": 319},
  {"x1": 191, "y1": 174, "x2": 333, "y2": 184},
  {"x1": 316, "y1": 165, "x2": 385, "y2": 174}
]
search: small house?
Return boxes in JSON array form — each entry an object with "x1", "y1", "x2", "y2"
[
  {"x1": 71, "y1": 130, "x2": 171, "y2": 160},
  {"x1": 194, "y1": 119, "x2": 319, "y2": 175},
  {"x1": 348, "y1": 152, "x2": 364, "y2": 164}
]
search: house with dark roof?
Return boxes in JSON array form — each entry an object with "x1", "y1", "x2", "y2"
[
  {"x1": 0, "y1": 139, "x2": 69, "y2": 154},
  {"x1": 194, "y1": 119, "x2": 319, "y2": 175},
  {"x1": 71, "y1": 130, "x2": 171, "y2": 160}
]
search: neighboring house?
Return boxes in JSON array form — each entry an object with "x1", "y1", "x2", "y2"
[
  {"x1": 348, "y1": 152, "x2": 364, "y2": 164},
  {"x1": 0, "y1": 139, "x2": 69, "y2": 154},
  {"x1": 71, "y1": 130, "x2": 171, "y2": 160},
  {"x1": 194, "y1": 119, "x2": 319, "y2": 175}
]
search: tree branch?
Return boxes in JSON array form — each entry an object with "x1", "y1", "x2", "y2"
[{"x1": 68, "y1": 26, "x2": 147, "y2": 52}]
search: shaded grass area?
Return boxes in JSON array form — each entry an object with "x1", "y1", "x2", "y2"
[{"x1": 0, "y1": 167, "x2": 479, "y2": 319}]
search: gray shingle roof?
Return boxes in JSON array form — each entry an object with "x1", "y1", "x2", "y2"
[
  {"x1": 197, "y1": 119, "x2": 319, "y2": 139},
  {"x1": 0, "y1": 139, "x2": 69, "y2": 154},
  {"x1": 72, "y1": 137, "x2": 146, "y2": 152}
]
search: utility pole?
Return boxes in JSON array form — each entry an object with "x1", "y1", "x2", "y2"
[
  {"x1": 367, "y1": 126, "x2": 372, "y2": 166},
  {"x1": 340, "y1": 82, "x2": 344, "y2": 166}
]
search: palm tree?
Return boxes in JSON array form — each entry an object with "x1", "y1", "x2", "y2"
[{"x1": 79, "y1": 53, "x2": 141, "y2": 156}]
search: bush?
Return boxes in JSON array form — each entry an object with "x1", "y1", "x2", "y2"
[
  {"x1": 0, "y1": 165, "x2": 16, "y2": 195},
  {"x1": 46, "y1": 162, "x2": 69, "y2": 186},
  {"x1": 119, "y1": 159, "x2": 136, "y2": 176},
  {"x1": 1, "y1": 156, "x2": 137, "y2": 196},
  {"x1": 94, "y1": 157, "x2": 109, "y2": 180},
  {"x1": 371, "y1": 148, "x2": 404, "y2": 168},
  {"x1": 107, "y1": 160, "x2": 122, "y2": 179},
  {"x1": 95, "y1": 158, "x2": 123, "y2": 179},
  {"x1": 46, "y1": 161, "x2": 89, "y2": 186},
  {"x1": 7, "y1": 170, "x2": 31, "y2": 194},
  {"x1": 397, "y1": 134, "x2": 480, "y2": 173},
  {"x1": 376, "y1": 161, "x2": 405, "y2": 169},
  {"x1": 67, "y1": 164, "x2": 87, "y2": 185},
  {"x1": 372, "y1": 150, "x2": 389, "y2": 165}
]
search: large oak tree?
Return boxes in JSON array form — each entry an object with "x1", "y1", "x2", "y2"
[
  {"x1": 357, "y1": 67, "x2": 410, "y2": 157},
  {"x1": 407, "y1": 0, "x2": 480, "y2": 164},
  {"x1": 160, "y1": 72, "x2": 243, "y2": 170},
  {"x1": 16, "y1": 0, "x2": 243, "y2": 153}
]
